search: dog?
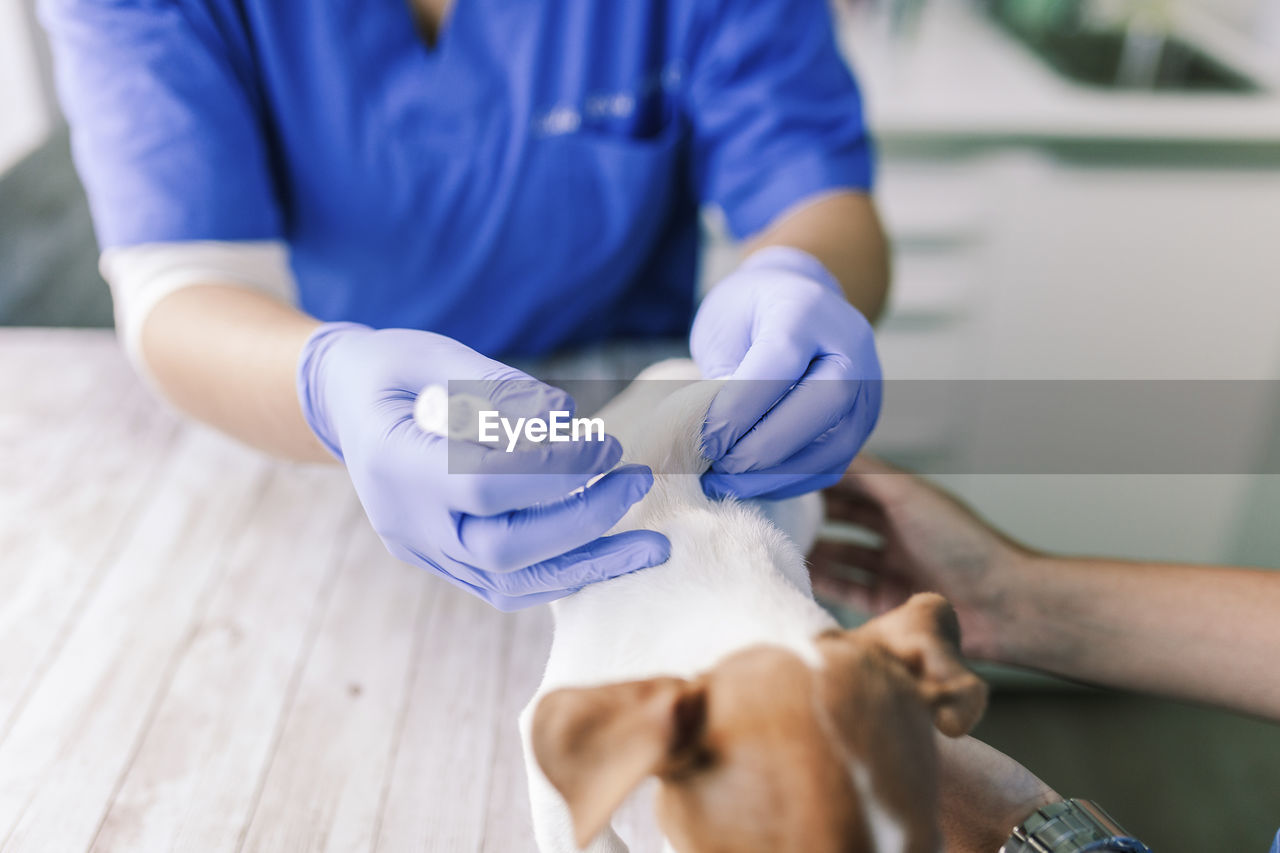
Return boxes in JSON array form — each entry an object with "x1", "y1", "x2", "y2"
[{"x1": 519, "y1": 360, "x2": 987, "y2": 853}]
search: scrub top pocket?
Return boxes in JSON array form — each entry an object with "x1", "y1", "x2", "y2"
[
  {"x1": 522, "y1": 122, "x2": 685, "y2": 270},
  {"x1": 485, "y1": 120, "x2": 691, "y2": 349}
]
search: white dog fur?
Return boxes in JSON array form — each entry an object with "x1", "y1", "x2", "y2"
[{"x1": 518, "y1": 359, "x2": 839, "y2": 853}]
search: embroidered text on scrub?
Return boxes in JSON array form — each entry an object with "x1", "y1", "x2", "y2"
[{"x1": 531, "y1": 63, "x2": 684, "y2": 137}]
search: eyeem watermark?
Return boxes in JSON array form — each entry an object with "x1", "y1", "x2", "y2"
[{"x1": 478, "y1": 411, "x2": 605, "y2": 452}]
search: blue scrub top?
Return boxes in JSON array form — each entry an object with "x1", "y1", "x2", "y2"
[{"x1": 42, "y1": 0, "x2": 873, "y2": 358}]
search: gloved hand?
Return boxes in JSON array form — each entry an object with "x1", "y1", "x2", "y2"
[
  {"x1": 297, "y1": 323, "x2": 669, "y2": 611},
  {"x1": 691, "y1": 246, "x2": 882, "y2": 501}
]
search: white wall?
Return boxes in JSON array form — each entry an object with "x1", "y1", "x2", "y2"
[
  {"x1": 1187, "y1": 0, "x2": 1270, "y2": 29},
  {"x1": 0, "y1": 0, "x2": 56, "y2": 173},
  {"x1": 1187, "y1": 0, "x2": 1280, "y2": 51}
]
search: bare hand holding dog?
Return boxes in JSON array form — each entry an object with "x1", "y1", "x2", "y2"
[{"x1": 808, "y1": 455, "x2": 1027, "y2": 662}]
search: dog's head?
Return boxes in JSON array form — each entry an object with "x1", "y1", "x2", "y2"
[{"x1": 532, "y1": 593, "x2": 985, "y2": 853}]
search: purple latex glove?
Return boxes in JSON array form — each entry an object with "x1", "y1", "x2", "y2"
[
  {"x1": 297, "y1": 323, "x2": 669, "y2": 611},
  {"x1": 691, "y1": 247, "x2": 882, "y2": 501}
]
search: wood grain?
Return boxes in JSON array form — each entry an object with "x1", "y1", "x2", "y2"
[
  {"x1": 90, "y1": 466, "x2": 360, "y2": 853},
  {"x1": 0, "y1": 330, "x2": 669, "y2": 853},
  {"x1": 0, "y1": 352, "x2": 179, "y2": 735},
  {"x1": 478, "y1": 608, "x2": 548, "y2": 853},
  {"x1": 374, "y1": 586, "x2": 511, "y2": 852},
  {"x1": 0, "y1": 425, "x2": 270, "y2": 852},
  {"x1": 237, "y1": 520, "x2": 430, "y2": 853}
]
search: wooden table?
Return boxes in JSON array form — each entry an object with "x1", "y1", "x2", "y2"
[{"x1": 0, "y1": 329, "x2": 663, "y2": 852}]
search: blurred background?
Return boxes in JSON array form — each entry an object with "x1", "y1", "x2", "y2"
[{"x1": 3, "y1": 0, "x2": 1279, "y2": 849}]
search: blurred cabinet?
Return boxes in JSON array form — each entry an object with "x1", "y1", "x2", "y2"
[
  {"x1": 870, "y1": 141, "x2": 1280, "y2": 563},
  {"x1": 875, "y1": 145, "x2": 1280, "y2": 381}
]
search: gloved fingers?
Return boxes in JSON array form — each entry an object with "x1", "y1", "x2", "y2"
[
  {"x1": 440, "y1": 434, "x2": 624, "y2": 516},
  {"x1": 479, "y1": 529, "x2": 671, "y2": 599},
  {"x1": 398, "y1": 542, "x2": 497, "y2": 596},
  {"x1": 689, "y1": 298, "x2": 751, "y2": 381},
  {"x1": 373, "y1": 329, "x2": 570, "y2": 415},
  {"x1": 466, "y1": 373, "x2": 577, "y2": 421},
  {"x1": 409, "y1": 379, "x2": 575, "y2": 446},
  {"x1": 465, "y1": 429, "x2": 621, "y2": 477},
  {"x1": 393, "y1": 540, "x2": 575, "y2": 611},
  {"x1": 691, "y1": 333, "x2": 749, "y2": 383},
  {"x1": 714, "y1": 355, "x2": 862, "y2": 475},
  {"x1": 386, "y1": 393, "x2": 622, "y2": 517},
  {"x1": 715, "y1": 380, "x2": 872, "y2": 476},
  {"x1": 700, "y1": 339, "x2": 815, "y2": 462},
  {"x1": 454, "y1": 464, "x2": 654, "y2": 573},
  {"x1": 479, "y1": 588, "x2": 574, "y2": 613},
  {"x1": 393, "y1": 523, "x2": 667, "y2": 612},
  {"x1": 702, "y1": 385, "x2": 876, "y2": 501},
  {"x1": 441, "y1": 567, "x2": 572, "y2": 613},
  {"x1": 395, "y1": 543, "x2": 558, "y2": 612}
]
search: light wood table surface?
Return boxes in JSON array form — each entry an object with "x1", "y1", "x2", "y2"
[{"x1": 0, "y1": 329, "x2": 663, "y2": 853}]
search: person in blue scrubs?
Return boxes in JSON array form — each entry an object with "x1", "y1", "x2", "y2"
[{"x1": 41, "y1": 0, "x2": 889, "y2": 611}]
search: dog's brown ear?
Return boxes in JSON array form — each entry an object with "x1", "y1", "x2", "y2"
[
  {"x1": 860, "y1": 593, "x2": 988, "y2": 736},
  {"x1": 532, "y1": 677, "x2": 708, "y2": 848}
]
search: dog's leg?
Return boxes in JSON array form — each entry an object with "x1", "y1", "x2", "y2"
[{"x1": 520, "y1": 700, "x2": 629, "y2": 853}]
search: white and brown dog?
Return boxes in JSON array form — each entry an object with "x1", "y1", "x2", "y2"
[{"x1": 519, "y1": 361, "x2": 986, "y2": 853}]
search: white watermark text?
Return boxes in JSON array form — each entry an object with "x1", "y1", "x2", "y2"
[{"x1": 477, "y1": 411, "x2": 605, "y2": 452}]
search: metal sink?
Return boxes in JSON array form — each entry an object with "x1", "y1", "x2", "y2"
[{"x1": 986, "y1": 0, "x2": 1260, "y2": 92}]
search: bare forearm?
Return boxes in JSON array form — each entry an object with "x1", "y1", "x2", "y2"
[
  {"x1": 935, "y1": 734, "x2": 1060, "y2": 852},
  {"x1": 140, "y1": 284, "x2": 329, "y2": 461},
  {"x1": 996, "y1": 555, "x2": 1280, "y2": 719},
  {"x1": 746, "y1": 191, "x2": 890, "y2": 322}
]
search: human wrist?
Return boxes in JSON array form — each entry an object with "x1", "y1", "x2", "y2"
[
  {"x1": 295, "y1": 321, "x2": 373, "y2": 461},
  {"x1": 978, "y1": 548, "x2": 1062, "y2": 669},
  {"x1": 736, "y1": 245, "x2": 845, "y2": 298},
  {"x1": 935, "y1": 734, "x2": 1061, "y2": 852},
  {"x1": 982, "y1": 792, "x2": 1066, "y2": 853},
  {"x1": 960, "y1": 542, "x2": 1048, "y2": 665}
]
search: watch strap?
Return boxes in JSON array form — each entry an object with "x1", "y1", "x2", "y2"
[{"x1": 1001, "y1": 799, "x2": 1152, "y2": 853}]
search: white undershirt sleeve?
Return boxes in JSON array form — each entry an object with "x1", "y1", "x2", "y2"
[{"x1": 99, "y1": 240, "x2": 298, "y2": 377}]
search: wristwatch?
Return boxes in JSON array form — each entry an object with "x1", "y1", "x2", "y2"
[{"x1": 1001, "y1": 799, "x2": 1153, "y2": 853}]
